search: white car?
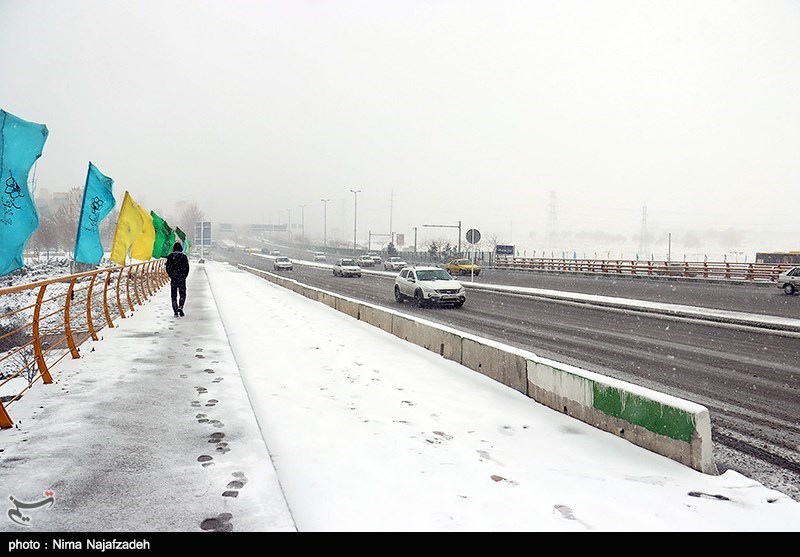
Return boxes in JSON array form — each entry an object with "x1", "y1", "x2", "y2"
[
  {"x1": 333, "y1": 258, "x2": 362, "y2": 278},
  {"x1": 313, "y1": 252, "x2": 326, "y2": 262},
  {"x1": 777, "y1": 266, "x2": 800, "y2": 295},
  {"x1": 270, "y1": 249, "x2": 281, "y2": 256},
  {"x1": 394, "y1": 266, "x2": 466, "y2": 308},
  {"x1": 273, "y1": 256, "x2": 293, "y2": 271},
  {"x1": 356, "y1": 255, "x2": 375, "y2": 267},
  {"x1": 383, "y1": 257, "x2": 407, "y2": 271}
]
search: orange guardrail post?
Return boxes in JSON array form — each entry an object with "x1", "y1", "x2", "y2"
[
  {"x1": 104, "y1": 269, "x2": 116, "y2": 327},
  {"x1": 32, "y1": 284, "x2": 54, "y2": 385},
  {"x1": 116, "y1": 266, "x2": 127, "y2": 319},
  {"x1": 147, "y1": 261, "x2": 155, "y2": 293},
  {"x1": 86, "y1": 273, "x2": 99, "y2": 341},
  {"x1": 0, "y1": 400, "x2": 13, "y2": 428},
  {"x1": 142, "y1": 261, "x2": 152, "y2": 297},
  {"x1": 63, "y1": 277, "x2": 80, "y2": 359},
  {"x1": 138, "y1": 263, "x2": 149, "y2": 301},
  {"x1": 145, "y1": 261, "x2": 155, "y2": 297},
  {"x1": 126, "y1": 266, "x2": 136, "y2": 312}
]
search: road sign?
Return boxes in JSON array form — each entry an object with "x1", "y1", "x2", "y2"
[
  {"x1": 250, "y1": 223, "x2": 287, "y2": 232},
  {"x1": 466, "y1": 228, "x2": 481, "y2": 244},
  {"x1": 496, "y1": 244, "x2": 515, "y2": 256},
  {"x1": 396, "y1": 233, "x2": 404, "y2": 247},
  {"x1": 195, "y1": 221, "x2": 212, "y2": 247}
]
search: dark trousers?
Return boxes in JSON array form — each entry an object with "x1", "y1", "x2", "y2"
[{"x1": 170, "y1": 280, "x2": 186, "y2": 313}]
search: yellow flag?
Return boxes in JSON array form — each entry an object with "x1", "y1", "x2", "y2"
[
  {"x1": 109, "y1": 191, "x2": 145, "y2": 265},
  {"x1": 130, "y1": 204, "x2": 156, "y2": 260}
]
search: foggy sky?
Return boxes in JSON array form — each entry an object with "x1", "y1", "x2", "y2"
[{"x1": 1, "y1": 1, "x2": 798, "y2": 255}]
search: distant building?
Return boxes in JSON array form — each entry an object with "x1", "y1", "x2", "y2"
[
  {"x1": 755, "y1": 251, "x2": 800, "y2": 265},
  {"x1": 34, "y1": 188, "x2": 69, "y2": 214}
]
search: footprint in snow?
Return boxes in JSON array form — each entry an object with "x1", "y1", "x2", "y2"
[
  {"x1": 200, "y1": 513, "x2": 232, "y2": 532},
  {"x1": 554, "y1": 504, "x2": 591, "y2": 529},
  {"x1": 688, "y1": 491, "x2": 730, "y2": 501},
  {"x1": 215, "y1": 442, "x2": 230, "y2": 455},
  {"x1": 208, "y1": 432, "x2": 225, "y2": 443},
  {"x1": 490, "y1": 474, "x2": 519, "y2": 486}
]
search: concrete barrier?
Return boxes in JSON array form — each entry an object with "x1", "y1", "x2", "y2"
[
  {"x1": 237, "y1": 263, "x2": 717, "y2": 474},
  {"x1": 527, "y1": 356, "x2": 717, "y2": 474},
  {"x1": 461, "y1": 337, "x2": 529, "y2": 395},
  {"x1": 336, "y1": 297, "x2": 360, "y2": 319},
  {"x1": 319, "y1": 290, "x2": 337, "y2": 310},
  {"x1": 390, "y1": 314, "x2": 464, "y2": 364},
  {"x1": 358, "y1": 303, "x2": 393, "y2": 334}
]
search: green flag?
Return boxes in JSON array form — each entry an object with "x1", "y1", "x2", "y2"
[
  {"x1": 150, "y1": 211, "x2": 173, "y2": 258},
  {"x1": 175, "y1": 226, "x2": 191, "y2": 254},
  {"x1": 175, "y1": 226, "x2": 186, "y2": 250}
]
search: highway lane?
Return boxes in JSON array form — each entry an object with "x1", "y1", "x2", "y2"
[
  {"x1": 213, "y1": 245, "x2": 800, "y2": 501},
  {"x1": 248, "y1": 241, "x2": 800, "y2": 319}
]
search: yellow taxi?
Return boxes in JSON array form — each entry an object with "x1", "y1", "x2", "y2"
[{"x1": 445, "y1": 259, "x2": 481, "y2": 276}]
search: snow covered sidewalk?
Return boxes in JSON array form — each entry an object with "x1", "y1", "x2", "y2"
[{"x1": 0, "y1": 264, "x2": 296, "y2": 532}]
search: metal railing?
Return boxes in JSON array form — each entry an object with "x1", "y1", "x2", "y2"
[
  {"x1": 494, "y1": 256, "x2": 792, "y2": 282},
  {"x1": 0, "y1": 260, "x2": 168, "y2": 428}
]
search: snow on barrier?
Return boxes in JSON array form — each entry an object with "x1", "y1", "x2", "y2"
[{"x1": 240, "y1": 265, "x2": 718, "y2": 474}]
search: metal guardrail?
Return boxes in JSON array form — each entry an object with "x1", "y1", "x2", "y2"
[
  {"x1": 494, "y1": 257, "x2": 792, "y2": 282},
  {"x1": 0, "y1": 260, "x2": 168, "y2": 428}
]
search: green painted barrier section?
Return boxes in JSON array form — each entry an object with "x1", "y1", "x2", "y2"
[{"x1": 593, "y1": 385, "x2": 696, "y2": 443}]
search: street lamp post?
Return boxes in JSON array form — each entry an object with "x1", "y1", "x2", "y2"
[
  {"x1": 350, "y1": 189, "x2": 361, "y2": 252},
  {"x1": 321, "y1": 199, "x2": 330, "y2": 248},
  {"x1": 299, "y1": 204, "x2": 306, "y2": 242}
]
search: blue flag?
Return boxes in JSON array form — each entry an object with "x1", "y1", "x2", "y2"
[
  {"x1": 0, "y1": 110, "x2": 49, "y2": 277},
  {"x1": 74, "y1": 162, "x2": 116, "y2": 265}
]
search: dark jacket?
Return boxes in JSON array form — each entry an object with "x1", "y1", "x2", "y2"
[{"x1": 166, "y1": 251, "x2": 190, "y2": 282}]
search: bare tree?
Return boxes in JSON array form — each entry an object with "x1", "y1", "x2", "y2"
[
  {"x1": 29, "y1": 206, "x2": 59, "y2": 257},
  {"x1": 51, "y1": 187, "x2": 83, "y2": 255},
  {"x1": 178, "y1": 203, "x2": 204, "y2": 239},
  {"x1": 422, "y1": 236, "x2": 452, "y2": 262},
  {"x1": 487, "y1": 234, "x2": 504, "y2": 254},
  {"x1": 26, "y1": 187, "x2": 82, "y2": 259},
  {"x1": 0, "y1": 318, "x2": 37, "y2": 384},
  {"x1": 101, "y1": 207, "x2": 119, "y2": 249}
]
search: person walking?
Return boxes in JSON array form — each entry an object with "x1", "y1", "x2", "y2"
[{"x1": 165, "y1": 241, "x2": 190, "y2": 317}]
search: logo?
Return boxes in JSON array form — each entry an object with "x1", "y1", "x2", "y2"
[
  {"x1": 2, "y1": 171, "x2": 25, "y2": 220},
  {"x1": 7, "y1": 490, "x2": 55, "y2": 526},
  {"x1": 85, "y1": 195, "x2": 105, "y2": 231}
]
